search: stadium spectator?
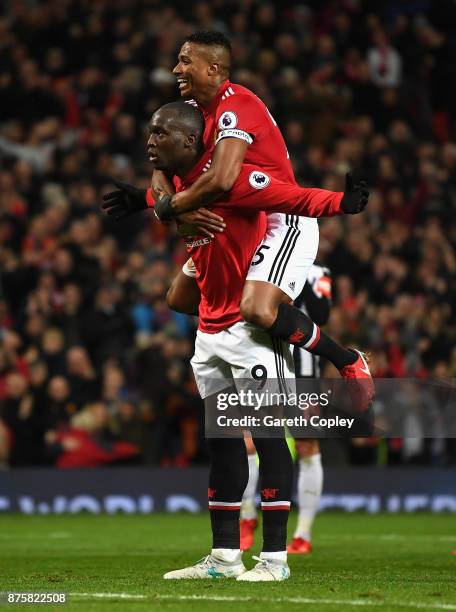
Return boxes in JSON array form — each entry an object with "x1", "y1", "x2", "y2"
[
  {"x1": 45, "y1": 401, "x2": 140, "y2": 468},
  {"x1": 1, "y1": 0, "x2": 455, "y2": 467}
]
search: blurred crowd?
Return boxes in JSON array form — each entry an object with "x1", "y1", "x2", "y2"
[{"x1": 1, "y1": 0, "x2": 456, "y2": 469}]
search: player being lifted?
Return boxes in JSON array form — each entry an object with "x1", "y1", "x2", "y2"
[
  {"x1": 240, "y1": 265, "x2": 332, "y2": 554},
  {"x1": 102, "y1": 101, "x2": 371, "y2": 581},
  {"x1": 105, "y1": 30, "x2": 374, "y2": 411}
]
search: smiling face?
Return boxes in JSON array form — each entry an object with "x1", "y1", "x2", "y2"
[
  {"x1": 172, "y1": 41, "x2": 230, "y2": 105},
  {"x1": 173, "y1": 42, "x2": 214, "y2": 99}
]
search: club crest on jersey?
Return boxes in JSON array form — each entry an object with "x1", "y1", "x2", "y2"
[
  {"x1": 249, "y1": 170, "x2": 271, "y2": 190},
  {"x1": 218, "y1": 111, "x2": 238, "y2": 129}
]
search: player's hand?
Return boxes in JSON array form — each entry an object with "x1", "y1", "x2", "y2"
[
  {"x1": 178, "y1": 209, "x2": 226, "y2": 238},
  {"x1": 340, "y1": 173, "x2": 369, "y2": 214},
  {"x1": 102, "y1": 180, "x2": 148, "y2": 220}
]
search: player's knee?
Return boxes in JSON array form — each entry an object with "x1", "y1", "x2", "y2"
[{"x1": 240, "y1": 295, "x2": 277, "y2": 329}]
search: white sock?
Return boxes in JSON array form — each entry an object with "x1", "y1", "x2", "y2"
[
  {"x1": 212, "y1": 548, "x2": 242, "y2": 563},
  {"x1": 260, "y1": 550, "x2": 287, "y2": 564},
  {"x1": 241, "y1": 453, "x2": 259, "y2": 520},
  {"x1": 294, "y1": 453, "x2": 323, "y2": 541}
]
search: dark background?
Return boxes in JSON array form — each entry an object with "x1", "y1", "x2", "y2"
[{"x1": 1, "y1": 0, "x2": 456, "y2": 470}]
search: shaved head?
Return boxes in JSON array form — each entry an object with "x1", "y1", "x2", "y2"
[
  {"x1": 155, "y1": 101, "x2": 205, "y2": 139},
  {"x1": 147, "y1": 101, "x2": 205, "y2": 176}
]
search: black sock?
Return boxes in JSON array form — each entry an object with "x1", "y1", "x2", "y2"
[
  {"x1": 252, "y1": 435, "x2": 293, "y2": 552},
  {"x1": 269, "y1": 303, "x2": 356, "y2": 369},
  {"x1": 207, "y1": 437, "x2": 248, "y2": 550}
]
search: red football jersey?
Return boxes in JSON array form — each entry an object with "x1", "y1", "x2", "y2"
[
  {"x1": 177, "y1": 156, "x2": 267, "y2": 334},
  {"x1": 218, "y1": 165, "x2": 343, "y2": 217},
  {"x1": 173, "y1": 156, "x2": 343, "y2": 334},
  {"x1": 191, "y1": 80, "x2": 296, "y2": 185}
]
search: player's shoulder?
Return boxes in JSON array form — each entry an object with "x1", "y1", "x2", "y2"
[{"x1": 219, "y1": 82, "x2": 263, "y2": 107}]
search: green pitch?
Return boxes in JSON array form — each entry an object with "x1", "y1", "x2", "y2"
[{"x1": 1, "y1": 513, "x2": 455, "y2": 612}]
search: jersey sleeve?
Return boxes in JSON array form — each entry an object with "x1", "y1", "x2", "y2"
[
  {"x1": 146, "y1": 188, "x2": 155, "y2": 207},
  {"x1": 215, "y1": 94, "x2": 268, "y2": 147},
  {"x1": 146, "y1": 176, "x2": 182, "y2": 207},
  {"x1": 220, "y1": 165, "x2": 344, "y2": 217}
]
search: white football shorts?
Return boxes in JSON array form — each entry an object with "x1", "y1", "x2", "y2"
[
  {"x1": 246, "y1": 213, "x2": 319, "y2": 300},
  {"x1": 191, "y1": 320, "x2": 295, "y2": 401}
]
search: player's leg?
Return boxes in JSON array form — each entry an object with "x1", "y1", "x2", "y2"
[
  {"x1": 240, "y1": 434, "x2": 259, "y2": 550},
  {"x1": 207, "y1": 434, "x2": 249, "y2": 558},
  {"x1": 241, "y1": 431, "x2": 293, "y2": 581},
  {"x1": 242, "y1": 279, "x2": 356, "y2": 369},
  {"x1": 287, "y1": 439, "x2": 323, "y2": 555},
  {"x1": 220, "y1": 322, "x2": 294, "y2": 581},
  {"x1": 241, "y1": 215, "x2": 374, "y2": 409},
  {"x1": 164, "y1": 330, "x2": 246, "y2": 579}
]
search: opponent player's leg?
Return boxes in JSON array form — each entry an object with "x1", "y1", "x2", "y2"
[
  {"x1": 241, "y1": 216, "x2": 374, "y2": 410},
  {"x1": 164, "y1": 330, "x2": 246, "y2": 579},
  {"x1": 240, "y1": 435, "x2": 259, "y2": 550},
  {"x1": 288, "y1": 439, "x2": 323, "y2": 555}
]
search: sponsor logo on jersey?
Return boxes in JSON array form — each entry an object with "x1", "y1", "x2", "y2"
[
  {"x1": 218, "y1": 111, "x2": 238, "y2": 129},
  {"x1": 186, "y1": 237, "x2": 212, "y2": 248},
  {"x1": 288, "y1": 281, "x2": 296, "y2": 292},
  {"x1": 261, "y1": 488, "x2": 279, "y2": 500},
  {"x1": 249, "y1": 171, "x2": 271, "y2": 190}
]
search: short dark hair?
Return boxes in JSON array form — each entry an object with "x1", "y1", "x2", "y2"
[
  {"x1": 157, "y1": 101, "x2": 204, "y2": 138},
  {"x1": 185, "y1": 30, "x2": 232, "y2": 55}
]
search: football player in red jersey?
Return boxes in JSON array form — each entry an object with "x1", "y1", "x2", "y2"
[
  {"x1": 103, "y1": 101, "x2": 372, "y2": 581},
  {"x1": 158, "y1": 31, "x2": 373, "y2": 403},
  {"x1": 240, "y1": 266, "x2": 332, "y2": 554},
  {"x1": 108, "y1": 30, "x2": 374, "y2": 411}
]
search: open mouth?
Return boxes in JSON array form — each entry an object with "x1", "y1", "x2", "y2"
[{"x1": 177, "y1": 78, "x2": 190, "y2": 91}]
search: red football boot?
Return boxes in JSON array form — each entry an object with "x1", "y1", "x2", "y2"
[
  {"x1": 339, "y1": 349, "x2": 375, "y2": 412},
  {"x1": 240, "y1": 518, "x2": 258, "y2": 551},
  {"x1": 287, "y1": 537, "x2": 313, "y2": 555}
]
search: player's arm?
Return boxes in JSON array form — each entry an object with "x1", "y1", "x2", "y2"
[
  {"x1": 167, "y1": 137, "x2": 248, "y2": 213},
  {"x1": 102, "y1": 180, "x2": 225, "y2": 237},
  {"x1": 151, "y1": 169, "x2": 176, "y2": 199},
  {"x1": 223, "y1": 167, "x2": 369, "y2": 217},
  {"x1": 166, "y1": 259, "x2": 200, "y2": 316},
  {"x1": 154, "y1": 95, "x2": 261, "y2": 218}
]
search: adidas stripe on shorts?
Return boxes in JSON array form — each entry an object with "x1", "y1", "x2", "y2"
[
  {"x1": 246, "y1": 213, "x2": 319, "y2": 300},
  {"x1": 190, "y1": 321, "x2": 295, "y2": 400}
]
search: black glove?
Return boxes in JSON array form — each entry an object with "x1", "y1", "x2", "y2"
[
  {"x1": 101, "y1": 180, "x2": 148, "y2": 220},
  {"x1": 340, "y1": 173, "x2": 369, "y2": 214},
  {"x1": 154, "y1": 194, "x2": 175, "y2": 222}
]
